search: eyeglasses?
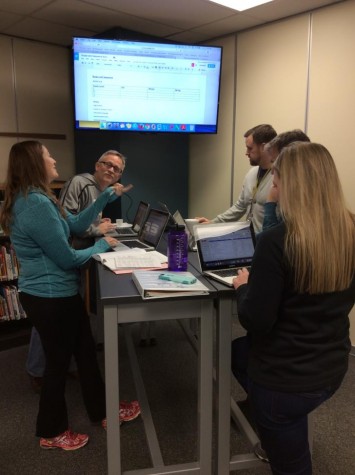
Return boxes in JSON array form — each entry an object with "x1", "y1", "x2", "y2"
[{"x1": 98, "y1": 161, "x2": 124, "y2": 174}]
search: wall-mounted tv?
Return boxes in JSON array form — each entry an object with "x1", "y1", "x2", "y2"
[{"x1": 72, "y1": 37, "x2": 222, "y2": 134}]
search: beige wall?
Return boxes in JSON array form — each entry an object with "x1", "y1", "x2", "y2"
[
  {"x1": 189, "y1": 35, "x2": 236, "y2": 219},
  {"x1": 189, "y1": 0, "x2": 355, "y2": 343},
  {"x1": 0, "y1": 37, "x2": 75, "y2": 182},
  {"x1": 308, "y1": 1, "x2": 355, "y2": 342}
]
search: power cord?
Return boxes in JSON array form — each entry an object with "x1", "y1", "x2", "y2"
[{"x1": 122, "y1": 193, "x2": 134, "y2": 222}]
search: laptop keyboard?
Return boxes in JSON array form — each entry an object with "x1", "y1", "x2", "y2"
[
  {"x1": 121, "y1": 240, "x2": 149, "y2": 249},
  {"x1": 213, "y1": 266, "x2": 251, "y2": 277},
  {"x1": 116, "y1": 228, "x2": 136, "y2": 235}
]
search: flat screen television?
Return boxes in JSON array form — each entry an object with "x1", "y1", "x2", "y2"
[{"x1": 72, "y1": 37, "x2": 222, "y2": 134}]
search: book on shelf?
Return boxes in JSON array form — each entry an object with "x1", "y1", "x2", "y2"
[
  {"x1": 92, "y1": 248, "x2": 168, "y2": 274},
  {"x1": 0, "y1": 285, "x2": 26, "y2": 321},
  {"x1": 0, "y1": 243, "x2": 19, "y2": 281},
  {"x1": 131, "y1": 270, "x2": 210, "y2": 300}
]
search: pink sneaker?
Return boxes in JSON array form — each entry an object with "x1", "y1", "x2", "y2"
[
  {"x1": 102, "y1": 400, "x2": 141, "y2": 429},
  {"x1": 119, "y1": 400, "x2": 141, "y2": 422},
  {"x1": 40, "y1": 430, "x2": 89, "y2": 451}
]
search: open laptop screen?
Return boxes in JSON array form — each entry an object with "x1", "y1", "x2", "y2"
[
  {"x1": 132, "y1": 201, "x2": 149, "y2": 232},
  {"x1": 198, "y1": 226, "x2": 255, "y2": 271},
  {"x1": 140, "y1": 209, "x2": 170, "y2": 247}
]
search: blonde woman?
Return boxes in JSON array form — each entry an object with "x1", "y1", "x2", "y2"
[{"x1": 232, "y1": 142, "x2": 355, "y2": 474}]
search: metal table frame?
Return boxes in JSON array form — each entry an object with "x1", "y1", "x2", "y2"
[{"x1": 97, "y1": 264, "x2": 216, "y2": 475}]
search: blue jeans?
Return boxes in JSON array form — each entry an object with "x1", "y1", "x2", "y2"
[
  {"x1": 249, "y1": 381, "x2": 337, "y2": 475},
  {"x1": 231, "y1": 336, "x2": 339, "y2": 475}
]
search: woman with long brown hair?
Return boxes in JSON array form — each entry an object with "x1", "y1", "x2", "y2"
[{"x1": 0, "y1": 140, "x2": 132, "y2": 450}]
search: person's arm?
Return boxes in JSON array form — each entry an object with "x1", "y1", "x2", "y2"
[
  {"x1": 23, "y1": 195, "x2": 113, "y2": 269},
  {"x1": 262, "y1": 183, "x2": 280, "y2": 231},
  {"x1": 60, "y1": 177, "x2": 109, "y2": 237},
  {"x1": 212, "y1": 169, "x2": 257, "y2": 223},
  {"x1": 263, "y1": 202, "x2": 279, "y2": 230},
  {"x1": 66, "y1": 185, "x2": 130, "y2": 236},
  {"x1": 234, "y1": 225, "x2": 286, "y2": 334}
]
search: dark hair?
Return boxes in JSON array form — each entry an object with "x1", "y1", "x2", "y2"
[
  {"x1": 0, "y1": 140, "x2": 59, "y2": 234},
  {"x1": 268, "y1": 129, "x2": 310, "y2": 153},
  {"x1": 244, "y1": 124, "x2": 277, "y2": 145}
]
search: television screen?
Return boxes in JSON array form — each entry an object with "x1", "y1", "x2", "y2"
[{"x1": 72, "y1": 37, "x2": 222, "y2": 134}]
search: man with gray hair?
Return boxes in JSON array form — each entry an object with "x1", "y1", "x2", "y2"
[{"x1": 59, "y1": 149, "x2": 126, "y2": 249}]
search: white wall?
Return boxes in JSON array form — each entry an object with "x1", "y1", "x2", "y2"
[
  {"x1": 189, "y1": 0, "x2": 355, "y2": 343},
  {"x1": 0, "y1": 37, "x2": 74, "y2": 182},
  {"x1": 189, "y1": 35, "x2": 236, "y2": 219}
]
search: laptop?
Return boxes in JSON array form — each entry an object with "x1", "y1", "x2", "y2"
[
  {"x1": 118, "y1": 208, "x2": 170, "y2": 251},
  {"x1": 195, "y1": 221, "x2": 256, "y2": 286},
  {"x1": 157, "y1": 202, "x2": 198, "y2": 251},
  {"x1": 158, "y1": 201, "x2": 178, "y2": 227},
  {"x1": 172, "y1": 210, "x2": 198, "y2": 251},
  {"x1": 114, "y1": 201, "x2": 150, "y2": 238}
]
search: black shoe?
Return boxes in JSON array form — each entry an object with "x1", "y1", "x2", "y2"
[
  {"x1": 254, "y1": 442, "x2": 269, "y2": 463},
  {"x1": 28, "y1": 375, "x2": 42, "y2": 394},
  {"x1": 150, "y1": 338, "x2": 157, "y2": 346}
]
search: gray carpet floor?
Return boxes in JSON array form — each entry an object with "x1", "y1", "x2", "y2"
[{"x1": 0, "y1": 320, "x2": 354, "y2": 475}]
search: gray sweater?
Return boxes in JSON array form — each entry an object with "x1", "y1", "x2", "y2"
[
  {"x1": 59, "y1": 173, "x2": 103, "y2": 249},
  {"x1": 213, "y1": 167, "x2": 273, "y2": 233}
]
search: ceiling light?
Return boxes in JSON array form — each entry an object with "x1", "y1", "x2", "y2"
[{"x1": 207, "y1": 1, "x2": 274, "y2": 12}]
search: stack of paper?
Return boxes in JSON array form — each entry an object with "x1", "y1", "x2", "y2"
[{"x1": 93, "y1": 249, "x2": 168, "y2": 274}]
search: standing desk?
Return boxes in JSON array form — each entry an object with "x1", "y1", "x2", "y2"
[
  {"x1": 97, "y1": 263, "x2": 217, "y2": 475},
  {"x1": 187, "y1": 252, "x2": 265, "y2": 474}
]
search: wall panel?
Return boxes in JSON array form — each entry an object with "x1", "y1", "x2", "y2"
[
  {"x1": 234, "y1": 15, "x2": 310, "y2": 200},
  {"x1": 308, "y1": 0, "x2": 355, "y2": 342},
  {"x1": 189, "y1": 35, "x2": 236, "y2": 218}
]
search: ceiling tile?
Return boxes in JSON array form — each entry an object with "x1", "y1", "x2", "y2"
[
  {"x1": 0, "y1": 11, "x2": 22, "y2": 30},
  {"x1": 84, "y1": 0, "x2": 237, "y2": 28},
  {"x1": 2, "y1": 17, "x2": 95, "y2": 46},
  {"x1": 0, "y1": 0, "x2": 55, "y2": 15}
]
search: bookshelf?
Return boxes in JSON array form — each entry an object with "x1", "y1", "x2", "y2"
[
  {"x1": 0, "y1": 234, "x2": 31, "y2": 350},
  {"x1": 0, "y1": 181, "x2": 64, "y2": 350}
]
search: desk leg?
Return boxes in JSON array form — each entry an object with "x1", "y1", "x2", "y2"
[
  {"x1": 216, "y1": 296, "x2": 233, "y2": 475},
  {"x1": 104, "y1": 305, "x2": 121, "y2": 475},
  {"x1": 198, "y1": 300, "x2": 214, "y2": 475}
]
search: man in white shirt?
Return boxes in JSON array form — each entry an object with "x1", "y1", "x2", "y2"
[{"x1": 197, "y1": 124, "x2": 277, "y2": 233}]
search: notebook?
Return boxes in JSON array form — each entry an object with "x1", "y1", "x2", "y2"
[
  {"x1": 118, "y1": 208, "x2": 170, "y2": 251},
  {"x1": 114, "y1": 201, "x2": 150, "y2": 237},
  {"x1": 195, "y1": 221, "x2": 256, "y2": 286}
]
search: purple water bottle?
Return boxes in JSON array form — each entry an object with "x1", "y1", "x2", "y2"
[{"x1": 168, "y1": 224, "x2": 188, "y2": 271}]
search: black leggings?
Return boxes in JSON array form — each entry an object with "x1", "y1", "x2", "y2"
[{"x1": 20, "y1": 292, "x2": 106, "y2": 438}]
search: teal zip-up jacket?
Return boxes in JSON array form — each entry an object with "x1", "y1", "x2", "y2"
[{"x1": 10, "y1": 187, "x2": 117, "y2": 298}]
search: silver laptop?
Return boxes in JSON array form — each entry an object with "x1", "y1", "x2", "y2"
[
  {"x1": 196, "y1": 222, "x2": 256, "y2": 286},
  {"x1": 118, "y1": 208, "x2": 170, "y2": 251},
  {"x1": 114, "y1": 201, "x2": 149, "y2": 237}
]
